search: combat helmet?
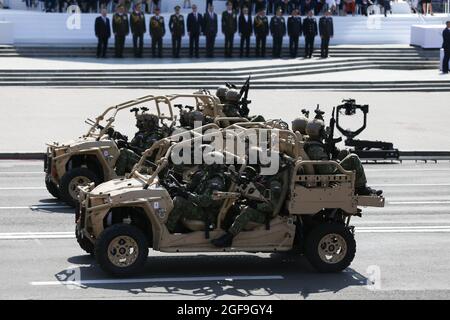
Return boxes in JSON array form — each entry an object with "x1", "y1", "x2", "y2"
[
  {"x1": 225, "y1": 89, "x2": 241, "y2": 104},
  {"x1": 291, "y1": 116, "x2": 309, "y2": 135},
  {"x1": 306, "y1": 119, "x2": 325, "y2": 140},
  {"x1": 137, "y1": 113, "x2": 159, "y2": 131},
  {"x1": 215, "y1": 86, "x2": 229, "y2": 103}
]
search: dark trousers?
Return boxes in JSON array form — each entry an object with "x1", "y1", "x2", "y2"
[
  {"x1": 443, "y1": 49, "x2": 450, "y2": 73},
  {"x1": 289, "y1": 35, "x2": 299, "y2": 58},
  {"x1": 272, "y1": 36, "x2": 283, "y2": 58},
  {"x1": 114, "y1": 35, "x2": 126, "y2": 57},
  {"x1": 240, "y1": 35, "x2": 250, "y2": 57},
  {"x1": 206, "y1": 34, "x2": 216, "y2": 57},
  {"x1": 151, "y1": 37, "x2": 163, "y2": 57},
  {"x1": 256, "y1": 35, "x2": 266, "y2": 57},
  {"x1": 133, "y1": 33, "x2": 144, "y2": 57},
  {"x1": 304, "y1": 35, "x2": 315, "y2": 58},
  {"x1": 224, "y1": 33, "x2": 234, "y2": 57},
  {"x1": 96, "y1": 36, "x2": 108, "y2": 58},
  {"x1": 321, "y1": 36, "x2": 330, "y2": 58},
  {"x1": 189, "y1": 34, "x2": 200, "y2": 58},
  {"x1": 172, "y1": 35, "x2": 182, "y2": 58}
]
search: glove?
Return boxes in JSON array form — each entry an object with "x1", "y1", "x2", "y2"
[{"x1": 116, "y1": 139, "x2": 128, "y2": 149}]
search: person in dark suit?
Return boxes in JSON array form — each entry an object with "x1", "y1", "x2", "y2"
[
  {"x1": 254, "y1": 7, "x2": 269, "y2": 57},
  {"x1": 287, "y1": 8, "x2": 302, "y2": 58},
  {"x1": 238, "y1": 6, "x2": 252, "y2": 58},
  {"x1": 303, "y1": 10, "x2": 317, "y2": 59},
  {"x1": 130, "y1": 3, "x2": 146, "y2": 58},
  {"x1": 187, "y1": 4, "x2": 203, "y2": 58},
  {"x1": 169, "y1": 5, "x2": 185, "y2": 58},
  {"x1": 270, "y1": 8, "x2": 286, "y2": 58},
  {"x1": 204, "y1": 5, "x2": 218, "y2": 57},
  {"x1": 442, "y1": 21, "x2": 450, "y2": 74},
  {"x1": 149, "y1": 7, "x2": 165, "y2": 58},
  {"x1": 112, "y1": 5, "x2": 130, "y2": 58},
  {"x1": 95, "y1": 8, "x2": 111, "y2": 58},
  {"x1": 222, "y1": 2, "x2": 238, "y2": 58},
  {"x1": 319, "y1": 10, "x2": 333, "y2": 58}
]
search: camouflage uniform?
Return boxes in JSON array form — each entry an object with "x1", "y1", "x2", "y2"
[
  {"x1": 166, "y1": 169, "x2": 228, "y2": 233},
  {"x1": 305, "y1": 141, "x2": 367, "y2": 188},
  {"x1": 228, "y1": 174, "x2": 283, "y2": 236}
]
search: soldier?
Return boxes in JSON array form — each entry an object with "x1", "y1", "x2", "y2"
[
  {"x1": 169, "y1": 5, "x2": 185, "y2": 58},
  {"x1": 215, "y1": 85, "x2": 229, "y2": 104},
  {"x1": 222, "y1": 88, "x2": 242, "y2": 117},
  {"x1": 115, "y1": 113, "x2": 164, "y2": 176},
  {"x1": 291, "y1": 113, "x2": 309, "y2": 136},
  {"x1": 254, "y1": 7, "x2": 269, "y2": 57},
  {"x1": 287, "y1": 8, "x2": 302, "y2": 58},
  {"x1": 304, "y1": 119, "x2": 383, "y2": 196},
  {"x1": 204, "y1": 4, "x2": 218, "y2": 58},
  {"x1": 222, "y1": 2, "x2": 238, "y2": 58},
  {"x1": 303, "y1": 10, "x2": 317, "y2": 59},
  {"x1": 149, "y1": 7, "x2": 165, "y2": 58},
  {"x1": 270, "y1": 8, "x2": 286, "y2": 58},
  {"x1": 187, "y1": 4, "x2": 203, "y2": 58},
  {"x1": 165, "y1": 152, "x2": 229, "y2": 233},
  {"x1": 319, "y1": 10, "x2": 333, "y2": 58},
  {"x1": 112, "y1": 5, "x2": 129, "y2": 58},
  {"x1": 238, "y1": 6, "x2": 252, "y2": 58},
  {"x1": 130, "y1": 2, "x2": 146, "y2": 58}
]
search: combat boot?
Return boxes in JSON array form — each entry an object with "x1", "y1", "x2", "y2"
[
  {"x1": 211, "y1": 233, "x2": 234, "y2": 247},
  {"x1": 356, "y1": 185, "x2": 383, "y2": 196}
]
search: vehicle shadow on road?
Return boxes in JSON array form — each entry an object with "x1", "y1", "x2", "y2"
[{"x1": 62, "y1": 253, "x2": 369, "y2": 299}]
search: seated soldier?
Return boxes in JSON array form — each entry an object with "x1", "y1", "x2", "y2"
[
  {"x1": 165, "y1": 152, "x2": 230, "y2": 233},
  {"x1": 215, "y1": 85, "x2": 229, "y2": 104},
  {"x1": 304, "y1": 119, "x2": 382, "y2": 196},
  {"x1": 115, "y1": 113, "x2": 163, "y2": 176}
]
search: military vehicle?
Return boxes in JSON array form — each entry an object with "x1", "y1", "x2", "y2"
[
  {"x1": 76, "y1": 126, "x2": 384, "y2": 276},
  {"x1": 44, "y1": 93, "x2": 221, "y2": 207}
]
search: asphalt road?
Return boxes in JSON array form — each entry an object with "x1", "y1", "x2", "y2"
[{"x1": 1, "y1": 160, "x2": 450, "y2": 300}]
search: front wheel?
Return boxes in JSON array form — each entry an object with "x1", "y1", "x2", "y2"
[
  {"x1": 305, "y1": 223, "x2": 356, "y2": 273},
  {"x1": 94, "y1": 224, "x2": 149, "y2": 277},
  {"x1": 75, "y1": 223, "x2": 94, "y2": 256},
  {"x1": 45, "y1": 174, "x2": 60, "y2": 199},
  {"x1": 59, "y1": 167, "x2": 100, "y2": 207}
]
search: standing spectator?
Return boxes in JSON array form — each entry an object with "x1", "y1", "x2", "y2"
[
  {"x1": 289, "y1": 0, "x2": 301, "y2": 13},
  {"x1": 240, "y1": 0, "x2": 252, "y2": 12},
  {"x1": 270, "y1": 8, "x2": 286, "y2": 58},
  {"x1": 239, "y1": 6, "x2": 252, "y2": 57},
  {"x1": 222, "y1": 2, "x2": 238, "y2": 58},
  {"x1": 303, "y1": 10, "x2": 317, "y2": 58},
  {"x1": 343, "y1": 0, "x2": 356, "y2": 15},
  {"x1": 422, "y1": 0, "x2": 434, "y2": 15},
  {"x1": 57, "y1": 0, "x2": 66, "y2": 12},
  {"x1": 254, "y1": 6, "x2": 269, "y2": 57},
  {"x1": 319, "y1": 10, "x2": 333, "y2": 58},
  {"x1": 287, "y1": 8, "x2": 302, "y2": 58},
  {"x1": 279, "y1": 0, "x2": 290, "y2": 14},
  {"x1": 267, "y1": 0, "x2": 275, "y2": 14},
  {"x1": 187, "y1": 4, "x2": 203, "y2": 58},
  {"x1": 301, "y1": 0, "x2": 316, "y2": 15},
  {"x1": 169, "y1": 5, "x2": 185, "y2": 58},
  {"x1": 204, "y1": 5, "x2": 218, "y2": 57},
  {"x1": 99, "y1": 1, "x2": 110, "y2": 12},
  {"x1": 149, "y1": 7, "x2": 165, "y2": 58},
  {"x1": 130, "y1": 2, "x2": 146, "y2": 58},
  {"x1": 382, "y1": 0, "x2": 391, "y2": 16},
  {"x1": 442, "y1": 21, "x2": 450, "y2": 74},
  {"x1": 95, "y1": 8, "x2": 111, "y2": 58},
  {"x1": 112, "y1": 5, "x2": 129, "y2": 58},
  {"x1": 360, "y1": 0, "x2": 372, "y2": 16},
  {"x1": 255, "y1": 0, "x2": 267, "y2": 13}
]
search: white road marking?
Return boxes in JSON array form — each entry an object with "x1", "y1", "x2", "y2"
[
  {"x1": 0, "y1": 172, "x2": 43, "y2": 175},
  {"x1": 388, "y1": 201, "x2": 450, "y2": 205},
  {"x1": 0, "y1": 232, "x2": 73, "y2": 240},
  {"x1": 375, "y1": 183, "x2": 450, "y2": 187},
  {"x1": 30, "y1": 275, "x2": 285, "y2": 286},
  {"x1": 366, "y1": 168, "x2": 450, "y2": 172},
  {"x1": 0, "y1": 205, "x2": 70, "y2": 210},
  {"x1": 0, "y1": 187, "x2": 46, "y2": 190}
]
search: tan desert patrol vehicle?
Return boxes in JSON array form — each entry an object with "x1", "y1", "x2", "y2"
[
  {"x1": 44, "y1": 93, "x2": 222, "y2": 207},
  {"x1": 75, "y1": 126, "x2": 384, "y2": 276}
]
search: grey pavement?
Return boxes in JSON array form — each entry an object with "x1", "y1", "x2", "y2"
[
  {"x1": 0, "y1": 88, "x2": 449, "y2": 152},
  {"x1": 0, "y1": 160, "x2": 449, "y2": 299}
]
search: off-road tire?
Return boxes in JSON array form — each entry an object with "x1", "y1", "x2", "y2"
[
  {"x1": 59, "y1": 167, "x2": 100, "y2": 207},
  {"x1": 75, "y1": 223, "x2": 94, "y2": 256},
  {"x1": 305, "y1": 223, "x2": 356, "y2": 273},
  {"x1": 45, "y1": 174, "x2": 60, "y2": 199},
  {"x1": 95, "y1": 224, "x2": 149, "y2": 277}
]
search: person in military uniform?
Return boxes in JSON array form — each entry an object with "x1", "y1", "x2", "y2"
[
  {"x1": 304, "y1": 119, "x2": 383, "y2": 196},
  {"x1": 238, "y1": 6, "x2": 252, "y2": 58},
  {"x1": 222, "y1": 88, "x2": 242, "y2": 117},
  {"x1": 254, "y1": 7, "x2": 269, "y2": 57},
  {"x1": 169, "y1": 5, "x2": 185, "y2": 58},
  {"x1": 203, "y1": 5, "x2": 218, "y2": 58},
  {"x1": 115, "y1": 113, "x2": 164, "y2": 176},
  {"x1": 287, "y1": 8, "x2": 302, "y2": 58},
  {"x1": 149, "y1": 7, "x2": 165, "y2": 58},
  {"x1": 165, "y1": 152, "x2": 229, "y2": 233},
  {"x1": 112, "y1": 5, "x2": 130, "y2": 58},
  {"x1": 291, "y1": 113, "x2": 309, "y2": 136},
  {"x1": 130, "y1": 2, "x2": 146, "y2": 58},
  {"x1": 215, "y1": 85, "x2": 229, "y2": 104},
  {"x1": 187, "y1": 4, "x2": 203, "y2": 58},
  {"x1": 222, "y1": 2, "x2": 238, "y2": 58},
  {"x1": 319, "y1": 10, "x2": 333, "y2": 58},
  {"x1": 303, "y1": 10, "x2": 317, "y2": 59},
  {"x1": 270, "y1": 8, "x2": 286, "y2": 58}
]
